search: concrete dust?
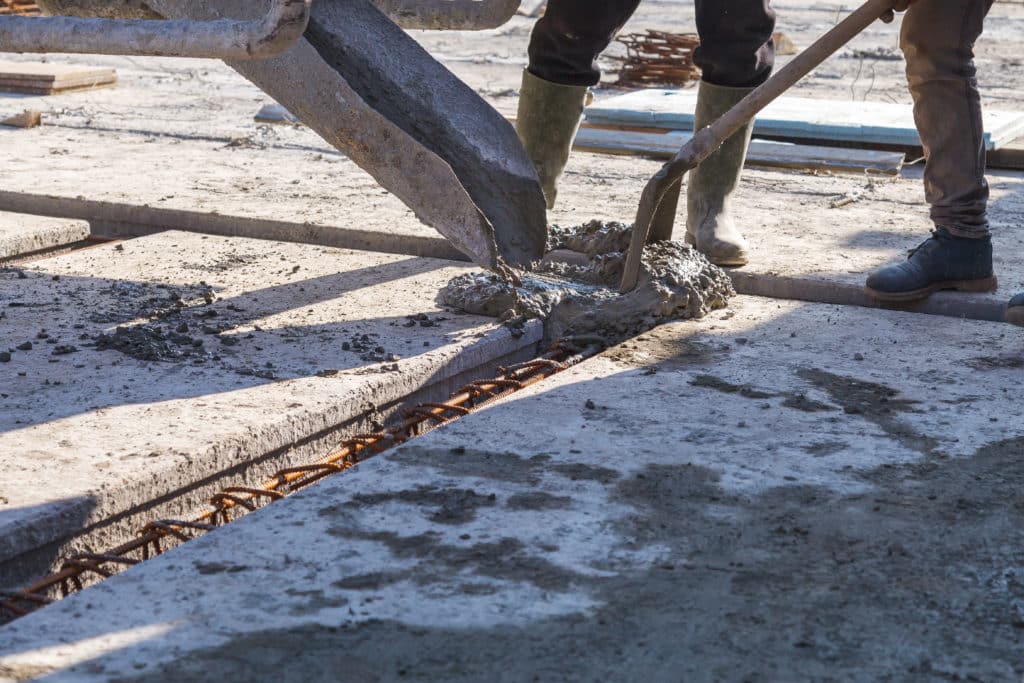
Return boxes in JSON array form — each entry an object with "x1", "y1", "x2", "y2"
[{"x1": 439, "y1": 220, "x2": 734, "y2": 342}]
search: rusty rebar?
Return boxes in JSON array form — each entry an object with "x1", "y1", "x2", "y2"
[
  {"x1": 0, "y1": 337, "x2": 603, "y2": 622},
  {"x1": 611, "y1": 30, "x2": 702, "y2": 88}
]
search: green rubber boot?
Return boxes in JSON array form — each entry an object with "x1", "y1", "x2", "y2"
[
  {"x1": 685, "y1": 81, "x2": 756, "y2": 267},
  {"x1": 515, "y1": 69, "x2": 589, "y2": 210}
]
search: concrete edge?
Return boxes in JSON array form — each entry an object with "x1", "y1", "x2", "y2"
[
  {"x1": 730, "y1": 271, "x2": 1010, "y2": 324},
  {"x1": 0, "y1": 215, "x2": 90, "y2": 260},
  {"x1": 0, "y1": 319, "x2": 544, "y2": 581},
  {"x1": 0, "y1": 191, "x2": 468, "y2": 262},
  {"x1": 0, "y1": 325, "x2": 543, "y2": 593}
]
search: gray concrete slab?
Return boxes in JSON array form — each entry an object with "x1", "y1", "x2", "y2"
[
  {"x1": 1, "y1": 296, "x2": 1021, "y2": 681},
  {"x1": 0, "y1": 213, "x2": 89, "y2": 260},
  {"x1": 0, "y1": 231, "x2": 541, "y2": 590}
]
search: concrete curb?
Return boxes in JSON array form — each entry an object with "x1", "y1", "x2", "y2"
[
  {"x1": 0, "y1": 212, "x2": 90, "y2": 260},
  {"x1": 0, "y1": 232, "x2": 542, "y2": 591},
  {"x1": 0, "y1": 190, "x2": 468, "y2": 262},
  {"x1": 0, "y1": 191, "x2": 1013, "y2": 325},
  {"x1": 730, "y1": 270, "x2": 1010, "y2": 324}
]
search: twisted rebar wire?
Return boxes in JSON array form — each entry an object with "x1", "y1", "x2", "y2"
[{"x1": 0, "y1": 337, "x2": 603, "y2": 621}]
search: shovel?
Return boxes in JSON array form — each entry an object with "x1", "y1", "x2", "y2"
[{"x1": 620, "y1": 0, "x2": 897, "y2": 291}]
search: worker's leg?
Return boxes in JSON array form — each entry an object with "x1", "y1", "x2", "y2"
[
  {"x1": 517, "y1": 0, "x2": 641, "y2": 208},
  {"x1": 1008, "y1": 293, "x2": 1024, "y2": 326},
  {"x1": 528, "y1": 0, "x2": 641, "y2": 87},
  {"x1": 669, "y1": 0, "x2": 775, "y2": 266},
  {"x1": 865, "y1": 0, "x2": 996, "y2": 301}
]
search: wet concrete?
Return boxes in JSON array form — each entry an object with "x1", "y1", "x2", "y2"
[
  {"x1": 1, "y1": 297, "x2": 1021, "y2": 681},
  {"x1": 0, "y1": 231, "x2": 541, "y2": 591},
  {"x1": 440, "y1": 220, "x2": 734, "y2": 341},
  {"x1": 0, "y1": 212, "x2": 89, "y2": 260}
]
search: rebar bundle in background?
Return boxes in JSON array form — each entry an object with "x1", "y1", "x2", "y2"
[
  {"x1": 0, "y1": 0, "x2": 40, "y2": 15},
  {"x1": 612, "y1": 30, "x2": 702, "y2": 88}
]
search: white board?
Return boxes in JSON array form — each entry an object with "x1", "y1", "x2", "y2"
[
  {"x1": 585, "y1": 90, "x2": 1024, "y2": 150},
  {"x1": 573, "y1": 127, "x2": 905, "y2": 174}
]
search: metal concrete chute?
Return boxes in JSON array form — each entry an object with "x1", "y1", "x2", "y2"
[
  {"x1": 3, "y1": 0, "x2": 547, "y2": 273},
  {"x1": 1, "y1": 0, "x2": 310, "y2": 59},
  {"x1": 373, "y1": 0, "x2": 521, "y2": 30}
]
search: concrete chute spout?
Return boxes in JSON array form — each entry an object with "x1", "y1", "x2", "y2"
[{"x1": 19, "y1": 0, "x2": 547, "y2": 273}]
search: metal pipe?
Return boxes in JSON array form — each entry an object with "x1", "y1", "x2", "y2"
[
  {"x1": 0, "y1": 0, "x2": 310, "y2": 59},
  {"x1": 373, "y1": 0, "x2": 520, "y2": 30}
]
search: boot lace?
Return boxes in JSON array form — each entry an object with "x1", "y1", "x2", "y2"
[{"x1": 906, "y1": 230, "x2": 943, "y2": 260}]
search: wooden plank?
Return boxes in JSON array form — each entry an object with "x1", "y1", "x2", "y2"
[
  {"x1": 573, "y1": 126, "x2": 906, "y2": 175},
  {"x1": 987, "y1": 139, "x2": 1024, "y2": 170},
  {"x1": 0, "y1": 80, "x2": 117, "y2": 95},
  {"x1": 0, "y1": 61, "x2": 115, "y2": 82},
  {"x1": 0, "y1": 61, "x2": 117, "y2": 95},
  {"x1": 0, "y1": 74, "x2": 118, "y2": 89},
  {"x1": 585, "y1": 90, "x2": 1024, "y2": 151},
  {"x1": 516, "y1": 0, "x2": 546, "y2": 17},
  {"x1": 0, "y1": 0, "x2": 40, "y2": 15},
  {"x1": 1, "y1": 109, "x2": 42, "y2": 128}
]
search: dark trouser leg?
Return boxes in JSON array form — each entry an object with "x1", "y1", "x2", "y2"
[
  {"x1": 901, "y1": 0, "x2": 994, "y2": 238},
  {"x1": 527, "y1": 0, "x2": 640, "y2": 87},
  {"x1": 693, "y1": 0, "x2": 776, "y2": 88},
  {"x1": 519, "y1": 0, "x2": 640, "y2": 208}
]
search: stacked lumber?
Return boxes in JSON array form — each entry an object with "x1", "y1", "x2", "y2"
[
  {"x1": 0, "y1": 61, "x2": 117, "y2": 95},
  {"x1": 516, "y1": 0, "x2": 545, "y2": 17},
  {"x1": 574, "y1": 126, "x2": 906, "y2": 176},
  {"x1": 586, "y1": 89, "x2": 1024, "y2": 150},
  {"x1": 0, "y1": 0, "x2": 40, "y2": 16}
]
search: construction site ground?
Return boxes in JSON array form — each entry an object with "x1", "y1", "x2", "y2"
[
  {"x1": 0, "y1": 231, "x2": 542, "y2": 591},
  {"x1": 3, "y1": 298, "x2": 1023, "y2": 681},
  {"x1": 1, "y1": 0, "x2": 1024, "y2": 680}
]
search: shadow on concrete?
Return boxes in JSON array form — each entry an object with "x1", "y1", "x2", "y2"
[
  {"x1": 0, "y1": 254, "x2": 485, "y2": 432},
  {"x1": 1, "y1": 302, "x2": 1022, "y2": 680},
  {"x1": 6, "y1": 431, "x2": 1023, "y2": 680}
]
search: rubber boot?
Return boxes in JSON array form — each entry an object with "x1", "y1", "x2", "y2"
[
  {"x1": 685, "y1": 81, "x2": 756, "y2": 267},
  {"x1": 864, "y1": 228, "x2": 996, "y2": 302},
  {"x1": 515, "y1": 69, "x2": 589, "y2": 210},
  {"x1": 1007, "y1": 293, "x2": 1024, "y2": 326}
]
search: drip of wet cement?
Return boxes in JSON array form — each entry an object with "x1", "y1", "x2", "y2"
[{"x1": 439, "y1": 221, "x2": 735, "y2": 342}]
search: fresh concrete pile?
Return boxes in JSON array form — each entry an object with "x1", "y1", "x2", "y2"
[
  {"x1": 1, "y1": 297, "x2": 1021, "y2": 681},
  {"x1": 441, "y1": 220, "x2": 735, "y2": 341},
  {"x1": 0, "y1": 231, "x2": 541, "y2": 591}
]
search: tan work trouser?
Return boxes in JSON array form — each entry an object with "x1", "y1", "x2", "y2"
[{"x1": 901, "y1": 0, "x2": 994, "y2": 238}]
